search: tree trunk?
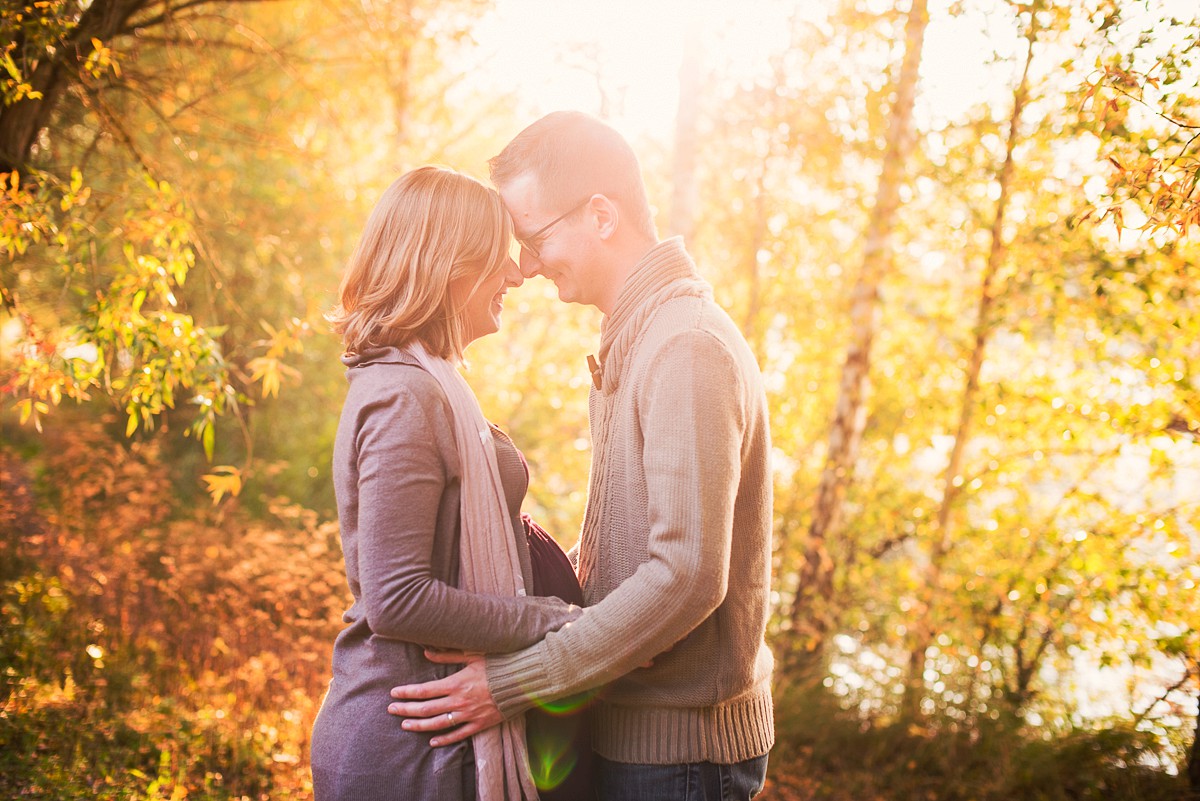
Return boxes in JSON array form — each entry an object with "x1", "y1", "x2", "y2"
[
  {"x1": 385, "y1": 0, "x2": 416, "y2": 148},
  {"x1": 668, "y1": 17, "x2": 702, "y2": 246},
  {"x1": 785, "y1": 0, "x2": 929, "y2": 670},
  {"x1": 0, "y1": 61, "x2": 65, "y2": 172},
  {"x1": 741, "y1": 171, "x2": 767, "y2": 351},
  {"x1": 1189, "y1": 662, "x2": 1200, "y2": 791},
  {"x1": 900, "y1": 7, "x2": 1040, "y2": 720},
  {"x1": 0, "y1": 0, "x2": 149, "y2": 172}
]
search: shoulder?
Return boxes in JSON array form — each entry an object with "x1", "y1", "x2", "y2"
[
  {"x1": 643, "y1": 326, "x2": 741, "y2": 390},
  {"x1": 641, "y1": 295, "x2": 742, "y2": 363},
  {"x1": 638, "y1": 298, "x2": 762, "y2": 401},
  {"x1": 347, "y1": 361, "x2": 447, "y2": 408},
  {"x1": 343, "y1": 363, "x2": 456, "y2": 449}
]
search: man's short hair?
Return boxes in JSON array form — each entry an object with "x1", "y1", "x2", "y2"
[{"x1": 489, "y1": 111, "x2": 656, "y2": 239}]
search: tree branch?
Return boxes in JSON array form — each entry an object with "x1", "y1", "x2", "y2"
[
  {"x1": 1131, "y1": 659, "x2": 1195, "y2": 727},
  {"x1": 124, "y1": 0, "x2": 288, "y2": 35}
]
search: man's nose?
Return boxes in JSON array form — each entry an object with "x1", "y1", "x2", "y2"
[{"x1": 518, "y1": 249, "x2": 543, "y2": 279}]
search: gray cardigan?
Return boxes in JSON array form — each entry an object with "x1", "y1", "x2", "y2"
[{"x1": 311, "y1": 346, "x2": 580, "y2": 801}]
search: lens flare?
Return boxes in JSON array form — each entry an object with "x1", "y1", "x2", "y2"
[
  {"x1": 527, "y1": 729, "x2": 578, "y2": 791},
  {"x1": 532, "y1": 688, "x2": 597, "y2": 716}
]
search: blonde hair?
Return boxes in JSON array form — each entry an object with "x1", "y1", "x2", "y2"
[{"x1": 328, "y1": 166, "x2": 513, "y2": 360}]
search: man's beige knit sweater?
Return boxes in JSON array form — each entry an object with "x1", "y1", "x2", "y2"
[{"x1": 485, "y1": 238, "x2": 774, "y2": 765}]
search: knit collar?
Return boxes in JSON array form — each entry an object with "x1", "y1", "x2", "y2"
[
  {"x1": 341, "y1": 345, "x2": 416, "y2": 369},
  {"x1": 593, "y1": 237, "x2": 710, "y2": 395}
]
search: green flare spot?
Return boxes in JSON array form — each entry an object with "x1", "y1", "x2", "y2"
[{"x1": 528, "y1": 729, "x2": 578, "y2": 791}]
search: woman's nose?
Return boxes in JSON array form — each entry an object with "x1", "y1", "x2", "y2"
[{"x1": 506, "y1": 256, "x2": 525, "y2": 287}]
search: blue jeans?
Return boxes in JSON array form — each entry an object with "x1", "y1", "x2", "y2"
[{"x1": 596, "y1": 753, "x2": 768, "y2": 801}]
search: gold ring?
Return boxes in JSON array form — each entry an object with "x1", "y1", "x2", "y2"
[{"x1": 447, "y1": 711, "x2": 455, "y2": 724}]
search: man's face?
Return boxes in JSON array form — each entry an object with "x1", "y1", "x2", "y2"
[{"x1": 501, "y1": 173, "x2": 597, "y2": 308}]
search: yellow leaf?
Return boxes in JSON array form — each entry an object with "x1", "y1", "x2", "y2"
[
  {"x1": 247, "y1": 356, "x2": 281, "y2": 398},
  {"x1": 201, "y1": 466, "x2": 242, "y2": 505}
]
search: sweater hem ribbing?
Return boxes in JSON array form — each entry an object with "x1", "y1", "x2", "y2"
[{"x1": 590, "y1": 680, "x2": 774, "y2": 765}]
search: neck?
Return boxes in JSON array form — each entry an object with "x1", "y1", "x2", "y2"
[{"x1": 595, "y1": 235, "x2": 659, "y2": 315}]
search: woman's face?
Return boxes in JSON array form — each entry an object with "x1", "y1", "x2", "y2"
[{"x1": 452, "y1": 255, "x2": 524, "y2": 346}]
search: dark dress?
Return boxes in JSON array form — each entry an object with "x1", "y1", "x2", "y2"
[
  {"x1": 523, "y1": 514, "x2": 596, "y2": 801},
  {"x1": 491, "y1": 425, "x2": 595, "y2": 800}
]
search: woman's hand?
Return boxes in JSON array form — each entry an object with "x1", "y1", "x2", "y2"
[{"x1": 388, "y1": 650, "x2": 502, "y2": 746}]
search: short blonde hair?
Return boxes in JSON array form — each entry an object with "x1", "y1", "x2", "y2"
[
  {"x1": 489, "y1": 111, "x2": 656, "y2": 239},
  {"x1": 328, "y1": 166, "x2": 513, "y2": 360}
]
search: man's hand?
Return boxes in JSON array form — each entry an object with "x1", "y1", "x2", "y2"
[{"x1": 388, "y1": 650, "x2": 502, "y2": 746}]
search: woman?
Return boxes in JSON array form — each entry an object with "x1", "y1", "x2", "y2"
[{"x1": 312, "y1": 166, "x2": 590, "y2": 801}]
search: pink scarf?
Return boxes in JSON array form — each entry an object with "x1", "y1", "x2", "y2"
[{"x1": 405, "y1": 341, "x2": 538, "y2": 801}]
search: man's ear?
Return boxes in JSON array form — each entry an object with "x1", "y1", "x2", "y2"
[{"x1": 589, "y1": 194, "x2": 620, "y2": 240}]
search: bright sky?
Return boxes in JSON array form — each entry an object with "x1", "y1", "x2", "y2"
[
  {"x1": 467, "y1": 0, "x2": 1019, "y2": 141},
  {"x1": 468, "y1": 0, "x2": 1198, "y2": 146},
  {"x1": 470, "y1": 0, "x2": 795, "y2": 141}
]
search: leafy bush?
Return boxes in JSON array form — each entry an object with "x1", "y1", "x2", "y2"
[
  {"x1": 763, "y1": 682, "x2": 1192, "y2": 801},
  {"x1": 0, "y1": 429, "x2": 349, "y2": 799}
]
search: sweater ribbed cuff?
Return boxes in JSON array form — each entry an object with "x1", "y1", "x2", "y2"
[{"x1": 485, "y1": 645, "x2": 551, "y2": 719}]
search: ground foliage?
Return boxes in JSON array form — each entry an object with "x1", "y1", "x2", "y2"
[
  {"x1": 1, "y1": 424, "x2": 347, "y2": 799},
  {"x1": 758, "y1": 685, "x2": 1191, "y2": 801}
]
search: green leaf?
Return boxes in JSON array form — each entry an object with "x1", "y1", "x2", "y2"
[{"x1": 202, "y1": 422, "x2": 215, "y2": 462}]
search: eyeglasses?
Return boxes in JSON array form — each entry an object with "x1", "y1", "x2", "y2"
[{"x1": 515, "y1": 195, "x2": 592, "y2": 260}]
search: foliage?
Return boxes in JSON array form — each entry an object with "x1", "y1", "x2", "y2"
[
  {"x1": 671, "y1": 1, "x2": 1200, "y2": 787},
  {"x1": 760, "y1": 684, "x2": 1187, "y2": 801},
  {"x1": 0, "y1": 0, "x2": 508, "y2": 505},
  {"x1": 0, "y1": 0, "x2": 335, "y2": 502},
  {"x1": 0, "y1": 1, "x2": 79, "y2": 107},
  {"x1": 2, "y1": 166, "x2": 237, "y2": 442},
  {"x1": 1079, "y1": 1, "x2": 1200, "y2": 235},
  {"x1": 1, "y1": 0, "x2": 1198, "y2": 796},
  {"x1": 0, "y1": 430, "x2": 348, "y2": 799}
]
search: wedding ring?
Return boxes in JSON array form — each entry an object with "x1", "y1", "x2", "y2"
[{"x1": 447, "y1": 711, "x2": 455, "y2": 725}]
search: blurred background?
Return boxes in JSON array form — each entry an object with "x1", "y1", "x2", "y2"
[{"x1": 2, "y1": 0, "x2": 1198, "y2": 798}]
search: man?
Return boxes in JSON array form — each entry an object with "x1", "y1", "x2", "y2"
[{"x1": 389, "y1": 111, "x2": 775, "y2": 800}]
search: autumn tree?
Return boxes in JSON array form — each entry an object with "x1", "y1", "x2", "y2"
[
  {"x1": 1, "y1": 0, "x2": 502, "y2": 501},
  {"x1": 684, "y1": 1, "x2": 1197, "y2": 771},
  {"x1": 1, "y1": 0, "x2": 301, "y2": 489},
  {"x1": 1080, "y1": 0, "x2": 1200, "y2": 235},
  {"x1": 783, "y1": 0, "x2": 930, "y2": 671}
]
